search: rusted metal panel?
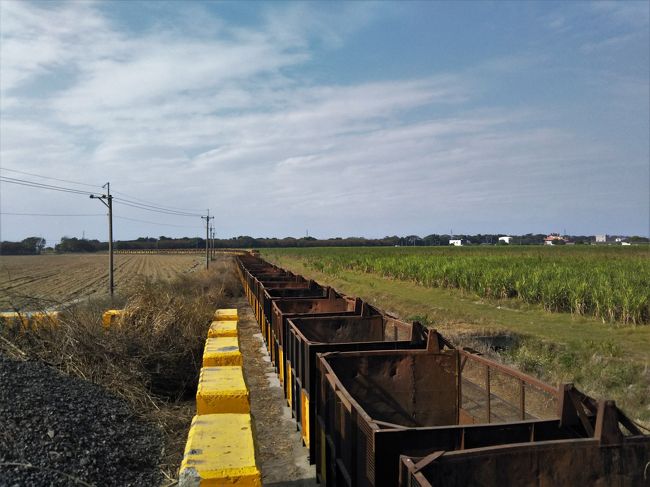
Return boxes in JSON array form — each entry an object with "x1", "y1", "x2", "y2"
[
  {"x1": 312, "y1": 348, "x2": 622, "y2": 487},
  {"x1": 286, "y1": 315, "x2": 431, "y2": 461},
  {"x1": 271, "y1": 295, "x2": 373, "y2": 348},
  {"x1": 399, "y1": 435, "x2": 650, "y2": 486},
  {"x1": 235, "y1": 255, "x2": 650, "y2": 487},
  {"x1": 261, "y1": 283, "x2": 329, "y2": 328},
  {"x1": 315, "y1": 349, "x2": 460, "y2": 486}
]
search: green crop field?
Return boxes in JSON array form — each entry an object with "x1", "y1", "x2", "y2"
[
  {"x1": 264, "y1": 246, "x2": 650, "y2": 325},
  {"x1": 261, "y1": 245, "x2": 650, "y2": 423}
]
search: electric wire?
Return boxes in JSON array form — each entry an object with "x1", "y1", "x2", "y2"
[
  {"x1": 1, "y1": 170, "x2": 203, "y2": 215},
  {"x1": 0, "y1": 176, "x2": 101, "y2": 197},
  {"x1": 112, "y1": 196, "x2": 200, "y2": 215},
  {"x1": 0, "y1": 167, "x2": 103, "y2": 189},
  {"x1": 1, "y1": 176, "x2": 204, "y2": 218},
  {"x1": 110, "y1": 189, "x2": 204, "y2": 213},
  {"x1": 1, "y1": 174, "x2": 209, "y2": 240},
  {"x1": 114, "y1": 215, "x2": 203, "y2": 229},
  {"x1": 112, "y1": 198, "x2": 202, "y2": 217},
  {"x1": 1, "y1": 167, "x2": 204, "y2": 214},
  {"x1": 0, "y1": 212, "x2": 105, "y2": 217}
]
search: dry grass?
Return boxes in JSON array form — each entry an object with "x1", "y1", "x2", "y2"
[{"x1": 0, "y1": 256, "x2": 241, "y2": 482}]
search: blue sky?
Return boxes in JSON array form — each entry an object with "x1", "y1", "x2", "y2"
[{"x1": 0, "y1": 0, "x2": 648, "y2": 244}]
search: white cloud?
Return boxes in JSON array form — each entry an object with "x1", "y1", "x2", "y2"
[
  {"x1": 0, "y1": 1, "x2": 647, "y2": 242},
  {"x1": 589, "y1": 1, "x2": 650, "y2": 29}
]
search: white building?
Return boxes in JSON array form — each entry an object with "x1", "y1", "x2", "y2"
[
  {"x1": 595, "y1": 235, "x2": 607, "y2": 243},
  {"x1": 544, "y1": 234, "x2": 567, "y2": 245},
  {"x1": 498, "y1": 236, "x2": 513, "y2": 244},
  {"x1": 449, "y1": 239, "x2": 463, "y2": 246}
]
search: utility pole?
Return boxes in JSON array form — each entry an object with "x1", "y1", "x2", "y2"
[
  {"x1": 210, "y1": 226, "x2": 215, "y2": 260},
  {"x1": 90, "y1": 183, "x2": 114, "y2": 296},
  {"x1": 201, "y1": 210, "x2": 214, "y2": 270}
]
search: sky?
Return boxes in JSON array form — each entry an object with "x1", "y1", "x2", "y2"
[{"x1": 0, "y1": 0, "x2": 648, "y2": 245}]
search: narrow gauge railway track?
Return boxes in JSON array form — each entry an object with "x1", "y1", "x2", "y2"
[{"x1": 236, "y1": 253, "x2": 649, "y2": 487}]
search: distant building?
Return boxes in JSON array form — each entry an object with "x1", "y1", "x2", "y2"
[
  {"x1": 615, "y1": 237, "x2": 623, "y2": 243},
  {"x1": 595, "y1": 235, "x2": 607, "y2": 243},
  {"x1": 498, "y1": 236, "x2": 513, "y2": 244},
  {"x1": 544, "y1": 234, "x2": 566, "y2": 245},
  {"x1": 621, "y1": 242, "x2": 631, "y2": 246},
  {"x1": 449, "y1": 239, "x2": 463, "y2": 246}
]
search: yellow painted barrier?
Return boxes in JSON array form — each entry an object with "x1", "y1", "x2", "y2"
[
  {"x1": 214, "y1": 309, "x2": 238, "y2": 321},
  {"x1": 203, "y1": 337, "x2": 242, "y2": 367},
  {"x1": 102, "y1": 309, "x2": 123, "y2": 328},
  {"x1": 0, "y1": 311, "x2": 59, "y2": 329},
  {"x1": 207, "y1": 320, "x2": 238, "y2": 338},
  {"x1": 286, "y1": 365, "x2": 293, "y2": 409},
  {"x1": 196, "y1": 366, "x2": 249, "y2": 414},
  {"x1": 179, "y1": 414, "x2": 261, "y2": 487},
  {"x1": 301, "y1": 390, "x2": 310, "y2": 448}
]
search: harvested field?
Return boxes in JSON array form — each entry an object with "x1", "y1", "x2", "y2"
[
  {"x1": 0, "y1": 253, "x2": 203, "y2": 310},
  {"x1": 0, "y1": 255, "x2": 241, "y2": 484}
]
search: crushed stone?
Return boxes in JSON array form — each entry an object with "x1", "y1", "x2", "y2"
[{"x1": 0, "y1": 354, "x2": 162, "y2": 486}]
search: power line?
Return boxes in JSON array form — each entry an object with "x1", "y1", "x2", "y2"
[
  {"x1": 110, "y1": 189, "x2": 204, "y2": 213},
  {"x1": 114, "y1": 215, "x2": 203, "y2": 229},
  {"x1": 0, "y1": 176, "x2": 101, "y2": 197},
  {"x1": 112, "y1": 198, "x2": 202, "y2": 217},
  {"x1": 112, "y1": 197, "x2": 201, "y2": 216},
  {"x1": 0, "y1": 212, "x2": 104, "y2": 216},
  {"x1": 0, "y1": 176, "x2": 202, "y2": 218},
  {"x1": 0, "y1": 167, "x2": 102, "y2": 189}
]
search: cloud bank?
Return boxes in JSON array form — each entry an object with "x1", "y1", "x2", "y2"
[{"x1": 1, "y1": 1, "x2": 648, "y2": 243}]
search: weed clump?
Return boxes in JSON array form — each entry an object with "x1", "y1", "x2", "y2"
[
  {"x1": 0, "y1": 256, "x2": 241, "y2": 479},
  {"x1": 501, "y1": 336, "x2": 649, "y2": 424}
]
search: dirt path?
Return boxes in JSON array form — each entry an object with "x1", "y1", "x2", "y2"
[{"x1": 232, "y1": 296, "x2": 316, "y2": 486}]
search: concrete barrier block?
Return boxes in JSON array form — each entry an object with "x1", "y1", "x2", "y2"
[
  {"x1": 214, "y1": 309, "x2": 238, "y2": 321},
  {"x1": 207, "y1": 320, "x2": 238, "y2": 338},
  {"x1": 102, "y1": 309, "x2": 123, "y2": 328},
  {"x1": 203, "y1": 337, "x2": 242, "y2": 367},
  {"x1": 196, "y1": 366, "x2": 249, "y2": 414},
  {"x1": 179, "y1": 414, "x2": 261, "y2": 487},
  {"x1": 0, "y1": 311, "x2": 59, "y2": 330}
]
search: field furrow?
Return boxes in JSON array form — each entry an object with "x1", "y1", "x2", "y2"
[{"x1": 0, "y1": 254, "x2": 204, "y2": 310}]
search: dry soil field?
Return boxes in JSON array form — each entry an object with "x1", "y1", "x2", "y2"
[{"x1": 0, "y1": 253, "x2": 204, "y2": 310}]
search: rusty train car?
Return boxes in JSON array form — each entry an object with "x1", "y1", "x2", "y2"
[{"x1": 236, "y1": 254, "x2": 649, "y2": 487}]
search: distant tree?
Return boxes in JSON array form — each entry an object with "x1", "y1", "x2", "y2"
[
  {"x1": 22, "y1": 237, "x2": 46, "y2": 253},
  {"x1": 55, "y1": 237, "x2": 105, "y2": 252},
  {"x1": 0, "y1": 237, "x2": 47, "y2": 255}
]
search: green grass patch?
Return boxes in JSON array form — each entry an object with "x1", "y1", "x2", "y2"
[{"x1": 261, "y1": 249, "x2": 650, "y2": 424}]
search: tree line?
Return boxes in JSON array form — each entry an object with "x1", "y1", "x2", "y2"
[{"x1": 1, "y1": 234, "x2": 647, "y2": 255}]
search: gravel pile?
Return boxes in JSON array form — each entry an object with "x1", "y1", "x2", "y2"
[{"x1": 0, "y1": 354, "x2": 163, "y2": 486}]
